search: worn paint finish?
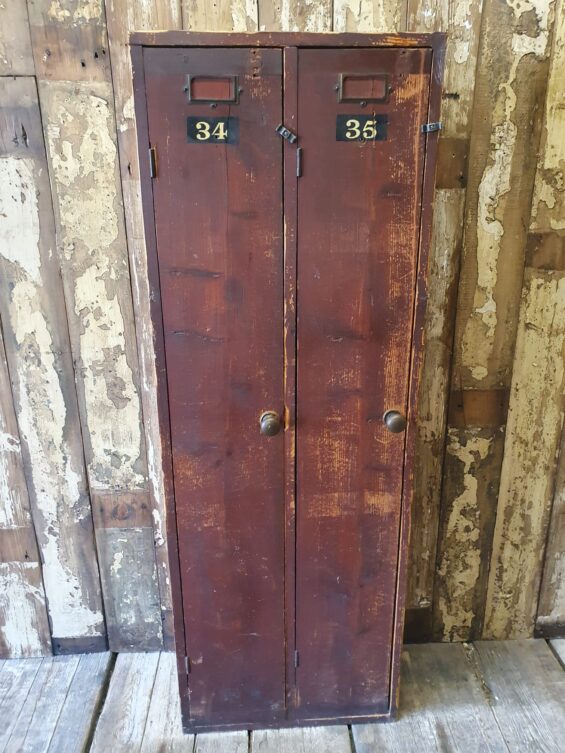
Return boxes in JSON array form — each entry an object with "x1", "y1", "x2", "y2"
[
  {"x1": 0, "y1": 77, "x2": 104, "y2": 645},
  {"x1": 183, "y1": 0, "x2": 258, "y2": 30},
  {"x1": 484, "y1": 270, "x2": 565, "y2": 638},
  {"x1": 333, "y1": 0, "x2": 405, "y2": 32},
  {"x1": 408, "y1": 189, "x2": 462, "y2": 608},
  {"x1": 105, "y1": 0, "x2": 182, "y2": 649},
  {"x1": 433, "y1": 427, "x2": 504, "y2": 641},
  {"x1": 455, "y1": 0, "x2": 555, "y2": 389},
  {"x1": 258, "y1": 0, "x2": 332, "y2": 31},
  {"x1": 40, "y1": 81, "x2": 146, "y2": 490},
  {"x1": 530, "y1": 0, "x2": 565, "y2": 232},
  {"x1": 0, "y1": 564, "x2": 48, "y2": 656},
  {"x1": 0, "y1": 0, "x2": 35, "y2": 75},
  {"x1": 537, "y1": 427, "x2": 565, "y2": 632}
]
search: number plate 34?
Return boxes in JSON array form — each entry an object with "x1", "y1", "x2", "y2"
[
  {"x1": 336, "y1": 114, "x2": 388, "y2": 142},
  {"x1": 187, "y1": 116, "x2": 239, "y2": 144}
]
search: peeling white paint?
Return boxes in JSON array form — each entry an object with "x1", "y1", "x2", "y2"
[
  {"x1": 462, "y1": 0, "x2": 552, "y2": 383},
  {"x1": 334, "y1": 0, "x2": 399, "y2": 32},
  {"x1": 231, "y1": 0, "x2": 258, "y2": 30},
  {"x1": 0, "y1": 151, "x2": 102, "y2": 639},
  {"x1": 0, "y1": 563, "x2": 45, "y2": 656},
  {"x1": 47, "y1": 0, "x2": 102, "y2": 23},
  {"x1": 280, "y1": 0, "x2": 331, "y2": 31},
  {"x1": 0, "y1": 159, "x2": 42, "y2": 282},
  {"x1": 43, "y1": 83, "x2": 146, "y2": 490},
  {"x1": 437, "y1": 429, "x2": 492, "y2": 640},
  {"x1": 0, "y1": 427, "x2": 23, "y2": 529}
]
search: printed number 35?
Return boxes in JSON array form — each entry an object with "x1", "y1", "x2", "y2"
[
  {"x1": 345, "y1": 118, "x2": 377, "y2": 140},
  {"x1": 196, "y1": 121, "x2": 228, "y2": 140}
]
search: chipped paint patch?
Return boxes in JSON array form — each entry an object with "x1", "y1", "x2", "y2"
[
  {"x1": 0, "y1": 152, "x2": 102, "y2": 638},
  {"x1": 0, "y1": 564, "x2": 45, "y2": 656},
  {"x1": 436, "y1": 429, "x2": 492, "y2": 641},
  {"x1": 231, "y1": 0, "x2": 258, "y2": 30},
  {"x1": 47, "y1": 0, "x2": 102, "y2": 23},
  {"x1": 42, "y1": 82, "x2": 145, "y2": 490},
  {"x1": 279, "y1": 0, "x2": 332, "y2": 31},
  {"x1": 0, "y1": 430, "x2": 23, "y2": 529},
  {"x1": 461, "y1": 0, "x2": 553, "y2": 383},
  {"x1": 334, "y1": 0, "x2": 401, "y2": 32},
  {"x1": 531, "y1": 0, "x2": 565, "y2": 231}
]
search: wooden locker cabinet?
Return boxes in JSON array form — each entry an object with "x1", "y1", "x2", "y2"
[{"x1": 132, "y1": 32, "x2": 445, "y2": 733}]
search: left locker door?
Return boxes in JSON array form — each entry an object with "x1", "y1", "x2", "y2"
[{"x1": 144, "y1": 47, "x2": 286, "y2": 728}]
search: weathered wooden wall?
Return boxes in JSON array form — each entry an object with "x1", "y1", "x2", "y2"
[{"x1": 0, "y1": 0, "x2": 563, "y2": 657}]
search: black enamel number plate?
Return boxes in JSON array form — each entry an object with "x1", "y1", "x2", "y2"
[
  {"x1": 336, "y1": 114, "x2": 388, "y2": 142},
  {"x1": 187, "y1": 116, "x2": 239, "y2": 144}
]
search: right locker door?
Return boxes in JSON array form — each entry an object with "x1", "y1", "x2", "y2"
[{"x1": 295, "y1": 47, "x2": 431, "y2": 717}]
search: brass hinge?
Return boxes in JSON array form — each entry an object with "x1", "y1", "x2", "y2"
[{"x1": 149, "y1": 146, "x2": 157, "y2": 178}]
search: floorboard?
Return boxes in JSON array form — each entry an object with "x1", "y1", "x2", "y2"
[
  {"x1": 252, "y1": 726, "x2": 351, "y2": 753},
  {"x1": 140, "y1": 652, "x2": 193, "y2": 753},
  {"x1": 353, "y1": 644, "x2": 510, "y2": 753},
  {"x1": 0, "y1": 658, "x2": 43, "y2": 752},
  {"x1": 3, "y1": 655, "x2": 79, "y2": 753},
  {"x1": 474, "y1": 640, "x2": 565, "y2": 753},
  {"x1": 550, "y1": 639, "x2": 565, "y2": 667},
  {"x1": 46, "y1": 652, "x2": 112, "y2": 753},
  {"x1": 89, "y1": 652, "x2": 160, "y2": 753},
  {"x1": 1, "y1": 640, "x2": 564, "y2": 753},
  {"x1": 195, "y1": 731, "x2": 249, "y2": 752}
]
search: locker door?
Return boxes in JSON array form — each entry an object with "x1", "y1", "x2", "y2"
[
  {"x1": 295, "y1": 47, "x2": 432, "y2": 717},
  {"x1": 144, "y1": 48, "x2": 285, "y2": 727}
]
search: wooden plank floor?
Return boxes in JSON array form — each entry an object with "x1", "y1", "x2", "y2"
[{"x1": 0, "y1": 641, "x2": 563, "y2": 753}]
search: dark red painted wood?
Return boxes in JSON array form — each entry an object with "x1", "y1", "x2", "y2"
[
  {"x1": 294, "y1": 47, "x2": 432, "y2": 718},
  {"x1": 133, "y1": 35, "x2": 445, "y2": 733},
  {"x1": 144, "y1": 47, "x2": 286, "y2": 726}
]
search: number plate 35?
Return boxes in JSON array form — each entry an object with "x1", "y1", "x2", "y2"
[
  {"x1": 336, "y1": 114, "x2": 388, "y2": 142},
  {"x1": 187, "y1": 116, "x2": 239, "y2": 144}
]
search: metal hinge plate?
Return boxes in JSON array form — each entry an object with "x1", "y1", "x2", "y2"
[
  {"x1": 294, "y1": 650, "x2": 300, "y2": 668},
  {"x1": 276, "y1": 124, "x2": 298, "y2": 143},
  {"x1": 421, "y1": 121, "x2": 442, "y2": 134},
  {"x1": 149, "y1": 146, "x2": 157, "y2": 178},
  {"x1": 184, "y1": 656, "x2": 191, "y2": 674}
]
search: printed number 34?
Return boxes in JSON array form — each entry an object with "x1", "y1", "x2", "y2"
[
  {"x1": 345, "y1": 118, "x2": 377, "y2": 140},
  {"x1": 196, "y1": 121, "x2": 228, "y2": 140}
]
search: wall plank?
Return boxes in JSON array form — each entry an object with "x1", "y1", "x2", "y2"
[
  {"x1": 27, "y1": 0, "x2": 110, "y2": 81},
  {"x1": 104, "y1": 0, "x2": 182, "y2": 650},
  {"x1": 258, "y1": 0, "x2": 331, "y2": 30},
  {"x1": 530, "y1": 0, "x2": 565, "y2": 236},
  {"x1": 433, "y1": 0, "x2": 557, "y2": 640},
  {"x1": 405, "y1": 0, "x2": 484, "y2": 619},
  {"x1": 0, "y1": 76, "x2": 105, "y2": 652},
  {"x1": 37, "y1": 78, "x2": 163, "y2": 651},
  {"x1": 0, "y1": 0, "x2": 34, "y2": 75},
  {"x1": 537, "y1": 427, "x2": 565, "y2": 635},
  {"x1": 333, "y1": 0, "x2": 405, "y2": 31},
  {"x1": 0, "y1": 329, "x2": 51, "y2": 657},
  {"x1": 183, "y1": 0, "x2": 258, "y2": 29},
  {"x1": 484, "y1": 270, "x2": 565, "y2": 638}
]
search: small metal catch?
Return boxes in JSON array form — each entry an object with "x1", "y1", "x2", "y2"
[
  {"x1": 421, "y1": 121, "x2": 442, "y2": 134},
  {"x1": 276, "y1": 124, "x2": 298, "y2": 143}
]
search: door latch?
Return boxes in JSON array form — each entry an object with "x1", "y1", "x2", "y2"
[
  {"x1": 275, "y1": 124, "x2": 298, "y2": 143},
  {"x1": 421, "y1": 121, "x2": 442, "y2": 134}
]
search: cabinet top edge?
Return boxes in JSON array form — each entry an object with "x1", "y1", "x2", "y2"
[{"x1": 129, "y1": 31, "x2": 447, "y2": 51}]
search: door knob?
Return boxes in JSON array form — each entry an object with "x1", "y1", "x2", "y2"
[
  {"x1": 259, "y1": 411, "x2": 282, "y2": 437},
  {"x1": 383, "y1": 410, "x2": 407, "y2": 433}
]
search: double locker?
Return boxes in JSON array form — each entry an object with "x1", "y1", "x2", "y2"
[{"x1": 132, "y1": 32, "x2": 444, "y2": 733}]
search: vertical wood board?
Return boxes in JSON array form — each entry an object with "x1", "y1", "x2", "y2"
[
  {"x1": 484, "y1": 270, "x2": 565, "y2": 638},
  {"x1": 0, "y1": 76, "x2": 105, "y2": 648},
  {"x1": 0, "y1": 0, "x2": 34, "y2": 75}
]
